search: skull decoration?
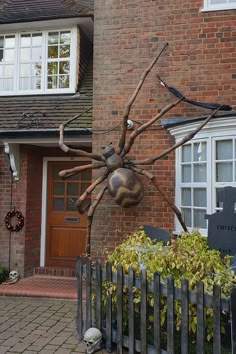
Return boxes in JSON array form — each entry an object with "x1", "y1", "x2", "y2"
[
  {"x1": 9, "y1": 270, "x2": 19, "y2": 282},
  {"x1": 83, "y1": 327, "x2": 102, "y2": 354}
]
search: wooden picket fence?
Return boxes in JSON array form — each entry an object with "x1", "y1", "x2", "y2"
[{"x1": 76, "y1": 256, "x2": 236, "y2": 354}]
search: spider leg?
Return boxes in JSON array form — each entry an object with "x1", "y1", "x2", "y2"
[
  {"x1": 86, "y1": 184, "x2": 108, "y2": 255},
  {"x1": 59, "y1": 123, "x2": 105, "y2": 162},
  {"x1": 127, "y1": 107, "x2": 220, "y2": 165},
  {"x1": 76, "y1": 170, "x2": 109, "y2": 213},
  {"x1": 120, "y1": 97, "x2": 183, "y2": 158},
  {"x1": 117, "y1": 43, "x2": 168, "y2": 155},
  {"x1": 127, "y1": 165, "x2": 188, "y2": 232},
  {"x1": 59, "y1": 162, "x2": 106, "y2": 178}
]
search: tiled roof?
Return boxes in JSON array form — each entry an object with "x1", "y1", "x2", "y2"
[
  {"x1": 0, "y1": 0, "x2": 94, "y2": 24},
  {"x1": 0, "y1": 61, "x2": 93, "y2": 131}
]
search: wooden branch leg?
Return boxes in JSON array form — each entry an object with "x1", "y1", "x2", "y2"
[
  {"x1": 128, "y1": 166, "x2": 188, "y2": 233},
  {"x1": 76, "y1": 170, "x2": 109, "y2": 213},
  {"x1": 59, "y1": 162, "x2": 105, "y2": 179},
  {"x1": 59, "y1": 122, "x2": 104, "y2": 162},
  {"x1": 128, "y1": 107, "x2": 221, "y2": 166},
  {"x1": 86, "y1": 184, "x2": 108, "y2": 256},
  {"x1": 117, "y1": 43, "x2": 168, "y2": 155}
]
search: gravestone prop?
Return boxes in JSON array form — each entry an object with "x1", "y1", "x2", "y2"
[
  {"x1": 143, "y1": 224, "x2": 171, "y2": 245},
  {"x1": 205, "y1": 186, "x2": 236, "y2": 256}
]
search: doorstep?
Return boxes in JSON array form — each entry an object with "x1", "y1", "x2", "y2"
[
  {"x1": 34, "y1": 266, "x2": 76, "y2": 278},
  {"x1": 0, "y1": 273, "x2": 78, "y2": 299}
]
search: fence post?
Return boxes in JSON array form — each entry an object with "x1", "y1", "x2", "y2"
[
  {"x1": 95, "y1": 259, "x2": 102, "y2": 331},
  {"x1": 76, "y1": 256, "x2": 83, "y2": 340},
  {"x1": 86, "y1": 257, "x2": 92, "y2": 329},
  {"x1": 196, "y1": 281, "x2": 204, "y2": 354},
  {"x1": 106, "y1": 261, "x2": 112, "y2": 353},
  {"x1": 230, "y1": 287, "x2": 236, "y2": 354},
  {"x1": 140, "y1": 269, "x2": 147, "y2": 354},
  {"x1": 117, "y1": 264, "x2": 123, "y2": 354},
  {"x1": 167, "y1": 275, "x2": 174, "y2": 354},
  {"x1": 128, "y1": 267, "x2": 135, "y2": 354}
]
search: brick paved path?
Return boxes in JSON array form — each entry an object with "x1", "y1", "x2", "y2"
[{"x1": 0, "y1": 297, "x2": 108, "y2": 354}]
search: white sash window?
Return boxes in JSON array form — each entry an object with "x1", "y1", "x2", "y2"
[{"x1": 0, "y1": 27, "x2": 78, "y2": 95}]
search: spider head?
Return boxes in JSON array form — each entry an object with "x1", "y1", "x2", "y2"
[{"x1": 102, "y1": 144, "x2": 115, "y2": 159}]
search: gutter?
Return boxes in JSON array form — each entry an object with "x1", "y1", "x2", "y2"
[{"x1": 0, "y1": 128, "x2": 92, "y2": 139}]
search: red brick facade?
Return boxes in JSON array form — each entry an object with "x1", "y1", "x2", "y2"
[{"x1": 92, "y1": 0, "x2": 236, "y2": 257}]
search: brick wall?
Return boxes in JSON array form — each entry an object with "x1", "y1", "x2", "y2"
[{"x1": 92, "y1": 0, "x2": 236, "y2": 256}]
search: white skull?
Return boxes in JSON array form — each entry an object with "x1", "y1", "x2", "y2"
[
  {"x1": 83, "y1": 327, "x2": 102, "y2": 354},
  {"x1": 9, "y1": 270, "x2": 19, "y2": 280}
]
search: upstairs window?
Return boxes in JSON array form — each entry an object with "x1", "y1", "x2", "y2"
[
  {"x1": 203, "y1": 0, "x2": 236, "y2": 11},
  {"x1": 0, "y1": 28, "x2": 78, "y2": 95}
]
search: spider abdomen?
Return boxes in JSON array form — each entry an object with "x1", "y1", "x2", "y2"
[{"x1": 107, "y1": 168, "x2": 144, "y2": 208}]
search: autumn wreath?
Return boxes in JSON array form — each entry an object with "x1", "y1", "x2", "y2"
[{"x1": 5, "y1": 209, "x2": 24, "y2": 232}]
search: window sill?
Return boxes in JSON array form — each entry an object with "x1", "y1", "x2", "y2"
[
  {"x1": 201, "y1": 5, "x2": 236, "y2": 12},
  {"x1": 0, "y1": 89, "x2": 77, "y2": 97}
]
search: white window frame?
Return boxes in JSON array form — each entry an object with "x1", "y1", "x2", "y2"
[
  {"x1": 202, "y1": 0, "x2": 236, "y2": 11},
  {"x1": 0, "y1": 27, "x2": 78, "y2": 96},
  {"x1": 170, "y1": 116, "x2": 236, "y2": 235}
]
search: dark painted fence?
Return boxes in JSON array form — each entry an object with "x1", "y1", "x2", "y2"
[{"x1": 76, "y1": 256, "x2": 236, "y2": 354}]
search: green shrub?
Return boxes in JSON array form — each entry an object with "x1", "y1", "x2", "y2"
[
  {"x1": 103, "y1": 229, "x2": 236, "y2": 348},
  {"x1": 0, "y1": 266, "x2": 8, "y2": 284}
]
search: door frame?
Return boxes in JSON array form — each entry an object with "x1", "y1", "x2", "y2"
[{"x1": 40, "y1": 156, "x2": 91, "y2": 266}]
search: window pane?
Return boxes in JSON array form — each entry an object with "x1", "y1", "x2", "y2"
[
  {"x1": 216, "y1": 162, "x2": 233, "y2": 182},
  {"x1": 20, "y1": 63, "x2": 31, "y2": 77},
  {"x1": 48, "y1": 62, "x2": 58, "y2": 75},
  {"x1": 182, "y1": 208, "x2": 191, "y2": 227},
  {"x1": 60, "y1": 45, "x2": 70, "y2": 58},
  {"x1": 216, "y1": 188, "x2": 224, "y2": 209},
  {"x1": 193, "y1": 163, "x2": 206, "y2": 182},
  {"x1": 0, "y1": 49, "x2": 3, "y2": 62},
  {"x1": 5, "y1": 36, "x2": 15, "y2": 48},
  {"x1": 32, "y1": 33, "x2": 42, "y2": 46},
  {"x1": 48, "y1": 32, "x2": 59, "y2": 45},
  {"x1": 60, "y1": 31, "x2": 71, "y2": 44},
  {"x1": 32, "y1": 77, "x2": 41, "y2": 90},
  {"x1": 182, "y1": 145, "x2": 191, "y2": 162},
  {"x1": 53, "y1": 198, "x2": 64, "y2": 210},
  {"x1": 20, "y1": 48, "x2": 31, "y2": 61},
  {"x1": 81, "y1": 183, "x2": 90, "y2": 194},
  {"x1": 67, "y1": 183, "x2": 78, "y2": 196},
  {"x1": 0, "y1": 37, "x2": 3, "y2": 47},
  {"x1": 193, "y1": 209, "x2": 207, "y2": 228},
  {"x1": 53, "y1": 182, "x2": 64, "y2": 195},
  {"x1": 194, "y1": 188, "x2": 206, "y2": 207},
  {"x1": 19, "y1": 77, "x2": 31, "y2": 90},
  {"x1": 32, "y1": 63, "x2": 41, "y2": 76},
  {"x1": 193, "y1": 142, "x2": 206, "y2": 161},
  {"x1": 81, "y1": 169, "x2": 92, "y2": 181},
  {"x1": 47, "y1": 75, "x2": 58, "y2": 89},
  {"x1": 3, "y1": 78, "x2": 13, "y2": 91},
  {"x1": 66, "y1": 198, "x2": 77, "y2": 211},
  {"x1": 59, "y1": 75, "x2": 69, "y2": 88},
  {"x1": 4, "y1": 65, "x2": 14, "y2": 78},
  {"x1": 182, "y1": 165, "x2": 191, "y2": 182},
  {"x1": 48, "y1": 46, "x2": 58, "y2": 58},
  {"x1": 59, "y1": 61, "x2": 70, "y2": 74},
  {"x1": 4, "y1": 49, "x2": 14, "y2": 62},
  {"x1": 20, "y1": 34, "x2": 31, "y2": 47},
  {"x1": 32, "y1": 47, "x2": 42, "y2": 61},
  {"x1": 216, "y1": 140, "x2": 232, "y2": 160},
  {"x1": 181, "y1": 188, "x2": 191, "y2": 206}
]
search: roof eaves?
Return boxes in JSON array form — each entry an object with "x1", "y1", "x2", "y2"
[
  {"x1": 161, "y1": 112, "x2": 236, "y2": 129},
  {"x1": 0, "y1": 128, "x2": 92, "y2": 139}
]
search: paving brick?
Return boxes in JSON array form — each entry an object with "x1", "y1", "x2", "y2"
[{"x1": 0, "y1": 347, "x2": 11, "y2": 354}]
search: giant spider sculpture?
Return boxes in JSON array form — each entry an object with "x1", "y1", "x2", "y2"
[{"x1": 59, "y1": 43, "x2": 232, "y2": 255}]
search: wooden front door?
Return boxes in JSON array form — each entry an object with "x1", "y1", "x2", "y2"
[{"x1": 46, "y1": 161, "x2": 91, "y2": 268}]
